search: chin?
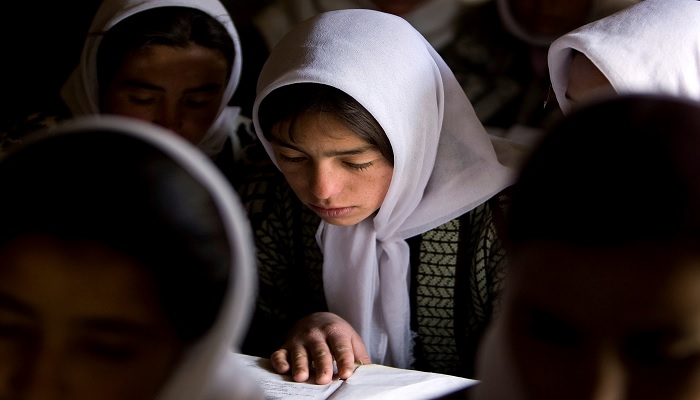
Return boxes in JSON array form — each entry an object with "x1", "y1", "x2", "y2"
[{"x1": 321, "y1": 217, "x2": 359, "y2": 227}]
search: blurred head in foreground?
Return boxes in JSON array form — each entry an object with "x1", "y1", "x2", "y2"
[
  {"x1": 0, "y1": 116, "x2": 258, "y2": 400},
  {"x1": 475, "y1": 95, "x2": 700, "y2": 400}
]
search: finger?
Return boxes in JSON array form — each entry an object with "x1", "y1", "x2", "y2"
[
  {"x1": 290, "y1": 347, "x2": 311, "y2": 382},
  {"x1": 270, "y1": 349, "x2": 291, "y2": 374},
  {"x1": 350, "y1": 334, "x2": 372, "y2": 373},
  {"x1": 327, "y1": 336, "x2": 361, "y2": 379},
  {"x1": 310, "y1": 344, "x2": 335, "y2": 385}
]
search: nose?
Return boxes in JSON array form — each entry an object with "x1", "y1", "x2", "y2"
[
  {"x1": 579, "y1": 347, "x2": 627, "y2": 400},
  {"x1": 309, "y1": 163, "x2": 342, "y2": 200},
  {"x1": 153, "y1": 100, "x2": 183, "y2": 135}
]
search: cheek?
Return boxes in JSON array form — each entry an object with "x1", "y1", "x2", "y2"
[
  {"x1": 668, "y1": 367, "x2": 700, "y2": 399},
  {"x1": 274, "y1": 157, "x2": 315, "y2": 191},
  {"x1": 507, "y1": 336, "x2": 595, "y2": 400},
  {"x1": 0, "y1": 336, "x2": 31, "y2": 393},
  {"x1": 506, "y1": 318, "x2": 566, "y2": 387},
  {"x1": 180, "y1": 107, "x2": 221, "y2": 144},
  {"x1": 369, "y1": 167, "x2": 393, "y2": 206},
  {"x1": 185, "y1": 101, "x2": 223, "y2": 125},
  {"x1": 0, "y1": 338, "x2": 181, "y2": 400},
  {"x1": 500, "y1": 301, "x2": 589, "y2": 399},
  {"x1": 278, "y1": 168, "x2": 317, "y2": 206},
  {"x1": 277, "y1": 162, "x2": 306, "y2": 188}
]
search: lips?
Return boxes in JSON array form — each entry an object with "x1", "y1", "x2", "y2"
[{"x1": 308, "y1": 204, "x2": 353, "y2": 218}]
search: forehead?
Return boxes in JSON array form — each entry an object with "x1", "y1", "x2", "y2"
[
  {"x1": 509, "y1": 242, "x2": 700, "y2": 329},
  {"x1": 117, "y1": 44, "x2": 229, "y2": 82},
  {"x1": 0, "y1": 235, "x2": 164, "y2": 321},
  {"x1": 272, "y1": 112, "x2": 367, "y2": 144}
]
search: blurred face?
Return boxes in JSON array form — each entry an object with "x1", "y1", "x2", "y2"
[
  {"x1": 566, "y1": 52, "x2": 615, "y2": 110},
  {"x1": 507, "y1": 0, "x2": 593, "y2": 37},
  {"x1": 102, "y1": 44, "x2": 229, "y2": 145},
  {"x1": 270, "y1": 112, "x2": 394, "y2": 226},
  {"x1": 498, "y1": 241, "x2": 700, "y2": 400},
  {"x1": 372, "y1": 0, "x2": 428, "y2": 15},
  {"x1": 0, "y1": 235, "x2": 184, "y2": 400}
]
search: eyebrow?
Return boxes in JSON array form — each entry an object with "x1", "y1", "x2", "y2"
[
  {"x1": 120, "y1": 80, "x2": 223, "y2": 94},
  {"x1": 0, "y1": 293, "x2": 36, "y2": 317},
  {"x1": 272, "y1": 139, "x2": 377, "y2": 157}
]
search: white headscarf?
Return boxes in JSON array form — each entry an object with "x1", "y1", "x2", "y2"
[
  {"x1": 60, "y1": 0, "x2": 243, "y2": 157},
  {"x1": 548, "y1": 0, "x2": 700, "y2": 115},
  {"x1": 42, "y1": 115, "x2": 261, "y2": 400},
  {"x1": 252, "y1": 9, "x2": 515, "y2": 368},
  {"x1": 253, "y1": 0, "x2": 461, "y2": 51}
]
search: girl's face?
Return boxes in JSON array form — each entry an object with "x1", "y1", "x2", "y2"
[
  {"x1": 498, "y1": 241, "x2": 700, "y2": 400},
  {"x1": 270, "y1": 112, "x2": 394, "y2": 226},
  {"x1": 0, "y1": 235, "x2": 184, "y2": 400},
  {"x1": 102, "y1": 44, "x2": 229, "y2": 145}
]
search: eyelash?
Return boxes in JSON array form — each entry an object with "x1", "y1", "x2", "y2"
[
  {"x1": 348, "y1": 162, "x2": 372, "y2": 171},
  {"x1": 279, "y1": 155, "x2": 305, "y2": 164},
  {"x1": 128, "y1": 96, "x2": 156, "y2": 105},
  {"x1": 279, "y1": 155, "x2": 373, "y2": 171},
  {"x1": 185, "y1": 101, "x2": 210, "y2": 108},
  {"x1": 82, "y1": 341, "x2": 136, "y2": 362}
]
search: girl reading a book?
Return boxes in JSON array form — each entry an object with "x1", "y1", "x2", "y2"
[{"x1": 239, "y1": 8, "x2": 520, "y2": 384}]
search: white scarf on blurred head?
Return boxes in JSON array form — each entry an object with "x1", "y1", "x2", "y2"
[{"x1": 548, "y1": 0, "x2": 700, "y2": 114}]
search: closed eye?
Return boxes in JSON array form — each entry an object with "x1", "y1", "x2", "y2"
[
  {"x1": 184, "y1": 94, "x2": 218, "y2": 108},
  {"x1": 279, "y1": 154, "x2": 307, "y2": 163},
  {"x1": 128, "y1": 95, "x2": 157, "y2": 105},
  {"x1": 80, "y1": 339, "x2": 138, "y2": 362},
  {"x1": 346, "y1": 161, "x2": 373, "y2": 171},
  {"x1": 185, "y1": 99, "x2": 213, "y2": 108}
]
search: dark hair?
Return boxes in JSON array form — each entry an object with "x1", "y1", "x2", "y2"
[
  {"x1": 258, "y1": 83, "x2": 394, "y2": 164},
  {"x1": 96, "y1": 6, "x2": 235, "y2": 104},
  {"x1": 506, "y1": 94, "x2": 700, "y2": 250},
  {"x1": 0, "y1": 130, "x2": 231, "y2": 343}
]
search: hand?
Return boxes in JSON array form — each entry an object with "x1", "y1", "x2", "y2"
[{"x1": 270, "y1": 312, "x2": 372, "y2": 385}]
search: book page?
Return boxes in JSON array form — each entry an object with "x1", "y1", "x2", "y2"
[
  {"x1": 234, "y1": 353, "x2": 343, "y2": 400},
  {"x1": 234, "y1": 353, "x2": 478, "y2": 400},
  {"x1": 328, "y1": 363, "x2": 478, "y2": 400}
]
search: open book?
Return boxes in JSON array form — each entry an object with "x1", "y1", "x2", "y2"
[{"x1": 234, "y1": 353, "x2": 478, "y2": 400}]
